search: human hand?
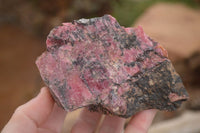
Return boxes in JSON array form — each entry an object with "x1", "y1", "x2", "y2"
[
  {"x1": 71, "y1": 106, "x2": 157, "y2": 133},
  {"x1": 2, "y1": 87, "x2": 67, "y2": 133},
  {"x1": 2, "y1": 87, "x2": 157, "y2": 133}
]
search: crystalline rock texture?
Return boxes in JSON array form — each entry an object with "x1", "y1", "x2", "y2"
[{"x1": 36, "y1": 15, "x2": 188, "y2": 118}]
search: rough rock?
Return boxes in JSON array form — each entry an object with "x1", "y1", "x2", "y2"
[{"x1": 36, "y1": 15, "x2": 188, "y2": 118}]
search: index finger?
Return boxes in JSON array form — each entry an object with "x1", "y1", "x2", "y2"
[
  {"x1": 15, "y1": 87, "x2": 55, "y2": 126},
  {"x1": 2, "y1": 87, "x2": 55, "y2": 133},
  {"x1": 125, "y1": 109, "x2": 157, "y2": 133}
]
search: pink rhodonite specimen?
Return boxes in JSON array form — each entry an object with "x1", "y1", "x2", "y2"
[{"x1": 36, "y1": 15, "x2": 188, "y2": 118}]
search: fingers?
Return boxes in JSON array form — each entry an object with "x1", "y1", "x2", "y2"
[
  {"x1": 41, "y1": 103, "x2": 67, "y2": 133},
  {"x1": 3, "y1": 85, "x2": 156, "y2": 133},
  {"x1": 71, "y1": 109, "x2": 126, "y2": 133},
  {"x1": 98, "y1": 115, "x2": 126, "y2": 133},
  {"x1": 71, "y1": 109, "x2": 156, "y2": 133},
  {"x1": 125, "y1": 109, "x2": 157, "y2": 133},
  {"x1": 2, "y1": 87, "x2": 54, "y2": 133},
  {"x1": 71, "y1": 108, "x2": 102, "y2": 133},
  {"x1": 16, "y1": 87, "x2": 54, "y2": 126}
]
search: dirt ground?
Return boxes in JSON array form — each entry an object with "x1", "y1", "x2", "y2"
[{"x1": 0, "y1": 24, "x2": 45, "y2": 129}]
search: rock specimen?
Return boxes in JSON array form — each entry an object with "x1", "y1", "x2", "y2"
[{"x1": 36, "y1": 15, "x2": 188, "y2": 118}]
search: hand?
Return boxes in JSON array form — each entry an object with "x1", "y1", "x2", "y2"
[
  {"x1": 2, "y1": 87, "x2": 157, "y2": 133},
  {"x1": 2, "y1": 87, "x2": 67, "y2": 133},
  {"x1": 71, "y1": 107, "x2": 157, "y2": 133}
]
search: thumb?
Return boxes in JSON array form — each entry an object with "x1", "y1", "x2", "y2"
[{"x1": 2, "y1": 87, "x2": 54, "y2": 133}]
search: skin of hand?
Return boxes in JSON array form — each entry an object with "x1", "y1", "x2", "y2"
[{"x1": 2, "y1": 87, "x2": 157, "y2": 133}]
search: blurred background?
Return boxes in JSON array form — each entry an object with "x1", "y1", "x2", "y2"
[{"x1": 0, "y1": 0, "x2": 200, "y2": 132}]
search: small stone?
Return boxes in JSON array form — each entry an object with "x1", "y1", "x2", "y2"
[{"x1": 36, "y1": 15, "x2": 188, "y2": 118}]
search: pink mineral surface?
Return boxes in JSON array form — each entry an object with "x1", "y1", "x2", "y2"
[{"x1": 36, "y1": 15, "x2": 188, "y2": 118}]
